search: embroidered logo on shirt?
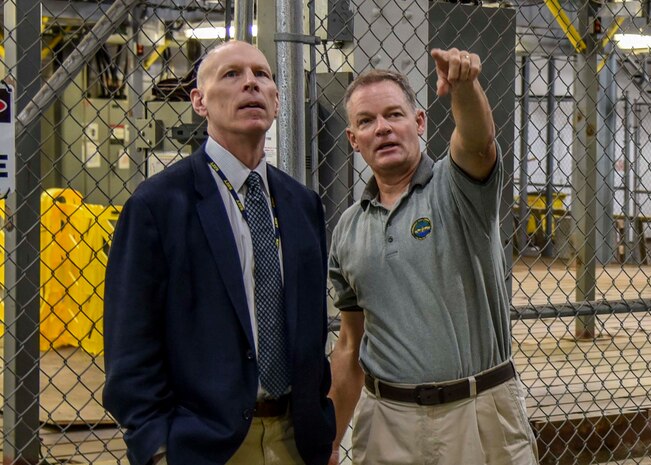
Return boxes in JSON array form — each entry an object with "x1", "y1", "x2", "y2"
[{"x1": 411, "y1": 217, "x2": 432, "y2": 240}]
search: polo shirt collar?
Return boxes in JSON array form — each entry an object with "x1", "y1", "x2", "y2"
[
  {"x1": 205, "y1": 136, "x2": 270, "y2": 195},
  {"x1": 360, "y1": 154, "x2": 434, "y2": 210}
]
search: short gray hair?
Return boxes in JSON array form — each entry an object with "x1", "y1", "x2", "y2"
[
  {"x1": 344, "y1": 69, "x2": 418, "y2": 121},
  {"x1": 195, "y1": 42, "x2": 229, "y2": 89}
]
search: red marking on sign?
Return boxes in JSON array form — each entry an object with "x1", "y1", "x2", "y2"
[{"x1": 0, "y1": 100, "x2": 7, "y2": 112}]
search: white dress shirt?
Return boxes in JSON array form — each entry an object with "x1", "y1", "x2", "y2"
[
  {"x1": 205, "y1": 137, "x2": 285, "y2": 397},
  {"x1": 153, "y1": 139, "x2": 286, "y2": 459}
]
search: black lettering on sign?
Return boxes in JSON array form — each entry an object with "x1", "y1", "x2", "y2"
[{"x1": 0, "y1": 154, "x2": 7, "y2": 175}]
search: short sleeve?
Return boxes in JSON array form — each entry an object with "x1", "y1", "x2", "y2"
[{"x1": 328, "y1": 226, "x2": 362, "y2": 312}]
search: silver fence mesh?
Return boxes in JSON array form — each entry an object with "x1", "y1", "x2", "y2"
[{"x1": 0, "y1": 0, "x2": 650, "y2": 464}]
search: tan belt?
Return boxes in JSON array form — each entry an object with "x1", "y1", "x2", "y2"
[{"x1": 365, "y1": 361, "x2": 516, "y2": 405}]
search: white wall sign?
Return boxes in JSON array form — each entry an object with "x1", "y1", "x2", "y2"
[
  {"x1": 83, "y1": 139, "x2": 102, "y2": 168},
  {"x1": 265, "y1": 120, "x2": 277, "y2": 167},
  {"x1": 0, "y1": 82, "x2": 15, "y2": 198},
  {"x1": 118, "y1": 151, "x2": 131, "y2": 170},
  {"x1": 147, "y1": 151, "x2": 189, "y2": 177},
  {"x1": 87, "y1": 122, "x2": 99, "y2": 141}
]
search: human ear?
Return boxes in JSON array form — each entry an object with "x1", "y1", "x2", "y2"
[
  {"x1": 190, "y1": 89, "x2": 207, "y2": 117},
  {"x1": 416, "y1": 109, "x2": 426, "y2": 136},
  {"x1": 346, "y1": 127, "x2": 358, "y2": 151}
]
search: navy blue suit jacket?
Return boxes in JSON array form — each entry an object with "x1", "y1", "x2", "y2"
[{"x1": 103, "y1": 146, "x2": 335, "y2": 465}]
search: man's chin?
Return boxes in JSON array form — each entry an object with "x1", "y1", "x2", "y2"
[
  {"x1": 373, "y1": 154, "x2": 420, "y2": 174},
  {"x1": 236, "y1": 120, "x2": 274, "y2": 134},
  {"x1": 375, "y1": 153, "x2": 406, "y2": 168}
]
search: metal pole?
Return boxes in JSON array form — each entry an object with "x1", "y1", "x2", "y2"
[
  {"x1": 276, "y1": 0, "x2": 306, "y2": 182},
  {"x1": 127, "y1": 7, "x2": 146, "y2": 120},
  {"x1": 308, "y1": 0, "x2": 319, "y2": 191},
  {"x1": 596, "y1": 50, "x2": 617, "y2": 264},
  {"x1": 3, "y1": 1, "x2": 42, "y2": 463},
  {"x1": 633, "y1": 100, "x2": 642, "y2": 262},
  {"x1": 543, "y1": 56, "x2": 556, "y2": 257},
  {"x1": 518, "y1": 56, "x2": 532, "y2": 253},
  {"x1": 623, "y1": 94, "x2": 631, "y2": 261},
  {"x1": 572, "y1": 3, "x2": 599, "y2": 339},
  {"x1": 225, "y1": 0, "x2": 232, "y2": 41},
  {"x1": 329, "y1": 298, "x2": 651, "y2": 331},
  {"x1": 633, "y1": 102, "x2": 640, "y2": 220},
  {"x1": 235, "y1": 0, "x2": 254, "y2": 43},
  {"x1": 257, "y1": 0, "x2": 277, "y2": 74},
  {"x1": 127, "y1": 5, "x2": 147, "y2": 195}
]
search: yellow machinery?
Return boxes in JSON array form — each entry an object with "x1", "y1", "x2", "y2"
[{"x1": 515, "y1": 191, "x2": 568, "y2": 238}]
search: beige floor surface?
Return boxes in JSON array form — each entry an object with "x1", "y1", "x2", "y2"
[{"x1": 2, "y1": 257, "x2": 651, "y2": 463}]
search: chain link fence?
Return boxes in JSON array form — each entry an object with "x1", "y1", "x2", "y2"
[
  {"x1": 0, "y1": 0, "x2": 650, "y2": 464},
  {"x1": 313, "y1": 1, "x2": 651, "y2": 464}
]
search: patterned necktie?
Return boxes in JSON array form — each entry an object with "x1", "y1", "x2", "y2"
[{"x1": 245, "y1": 171, "x2": 290, "y2": 398}]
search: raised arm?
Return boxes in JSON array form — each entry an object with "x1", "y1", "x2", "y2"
[
  {"x1": 328, "y1": 311, "x2": 366, "y2": 465},
  {"x1": 431, "y1": 47, "x2": 497, "y2": 181}
]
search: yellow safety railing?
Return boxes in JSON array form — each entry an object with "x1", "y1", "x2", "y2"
[{"x1": 0, "y1": 199, "x2": 5, "y2": 339}]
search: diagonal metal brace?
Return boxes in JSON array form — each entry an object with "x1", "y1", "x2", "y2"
[
  {"x1": 544, "y1": 0, "x2": 587, "y2": 53},
  {"x1": 16, "y1": 0, "x2": 142, "y2": 134},
  {"x1": 274, "y1": 32, "x2": 321, "y2": 45},
  {"x1": 598, "y1": 16, "x2": 625, "y2": 73}
]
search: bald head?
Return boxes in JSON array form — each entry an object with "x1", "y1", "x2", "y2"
[
  {"x1": 196, "y1": 41, "x2": 271, "y2": 89},
  {"x1": 189, "y1": 40, "x2": 278, "y2": 162}
]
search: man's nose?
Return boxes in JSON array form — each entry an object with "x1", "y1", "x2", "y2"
[
  {"x1": 243, "y1": 69, "x2": 259, "y2": 91},
  {"x1": 375, "y1": 116, "x2": 391, "y2": 135}
]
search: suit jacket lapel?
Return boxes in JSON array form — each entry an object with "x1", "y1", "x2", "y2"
[
  {"x1": 191, "y1": 148, "x2": 255, "y2": 349},
  {"x1": 268, "y1": 167, "x2": 300, "y2": 360}
]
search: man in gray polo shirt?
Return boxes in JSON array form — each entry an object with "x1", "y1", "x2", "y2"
[{"x1": 327, "y1": 49, "x2": 538, "y2": 465}]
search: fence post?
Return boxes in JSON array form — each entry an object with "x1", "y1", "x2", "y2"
[
  {"x1": 543, "y1": 56, "x2": 556, "y2": 257},
  {"x1": 572, "y1": 2, "x2": 599, "y2": 338},
  {"x1": 633, "y1": 99, "x2": 641, "y2": 261},
  {"x1": 518, "y1": 56, "x2": 532, "y2": 252},
  {"x1": 623, "y1": 94, "x2": 632, "y2": 261},
  {"x1": 3, "y1": 1, "x2": 42, "y2": 463},
  {"x1": 235, "y1": 0, "x2": 254, "y2": 43},
  {"x1": 596, "y1": 50, "x2": 617, "y2": 264},
  {"x1": 276, "y1": 0, "x2": 306, "y2": 182},
  {"x1": 307, "y1": 0, "x2": 319, "y2": 191}
]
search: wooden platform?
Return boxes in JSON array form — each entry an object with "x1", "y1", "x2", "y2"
[
  {"x1": 512, "y1": 257, "x2": 651, "y2": 306},
  {"x1": 511, "y1": 258, "x2": 651, "y2": 464},
  {"x1": 511, "y1": 257, "x2": 651, "y2": 419},
  {"x1": 0, "y1": 346, "x2": 126, "y2": 463}
]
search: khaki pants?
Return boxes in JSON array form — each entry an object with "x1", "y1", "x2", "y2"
[
  {"x1": 227, "y1": 413, "x2": 304, "y2": 465},
  {"x1": 155, "y1": 413, "x2": 304, "y2": 465},
  {"x1": 352, "y1": 377, "x2": 539, "y2": 465}
]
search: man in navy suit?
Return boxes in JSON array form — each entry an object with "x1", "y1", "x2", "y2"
[{"x1": 103, "y1": 41, "x2": 335, "y2": 465}]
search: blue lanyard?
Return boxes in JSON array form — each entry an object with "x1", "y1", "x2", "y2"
[{"x1": 208, "y1": 160, "x2": 280, "y2": 248}]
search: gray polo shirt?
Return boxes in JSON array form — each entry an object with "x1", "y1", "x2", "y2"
[{"x1": 329, "y1": 149, "x2": 510, "y2": 384}]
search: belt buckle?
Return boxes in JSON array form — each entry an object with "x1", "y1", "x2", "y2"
[{"x1": 415, "y1": 384, "x2": 443, "y2": 405}]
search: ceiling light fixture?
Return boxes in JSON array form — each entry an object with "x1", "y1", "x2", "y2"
[
  {"x1": 184, "y1": 25, "x2": 258, "y2": 40},
  {"x1": 614, "y1": 33, "x2": 651, "y2": 50}
]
